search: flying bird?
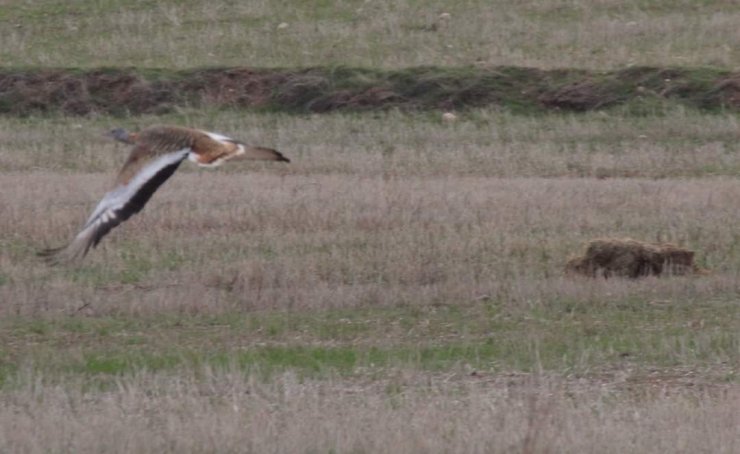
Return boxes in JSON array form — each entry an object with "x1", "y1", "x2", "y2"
[{"x1": 39, "y1": 125, "x2": 289, "y2": 264}]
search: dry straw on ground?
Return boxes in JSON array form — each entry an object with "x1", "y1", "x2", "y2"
[
  {"x1": 0, "y1": 371, "x2": 738, "y2": 454},
  {"x1": 1, "y1": 90, "x2": 740, "y2": 454},
  {"x1": 565, "y1": 238, "x2": 706, "y2": 279},
  {"x1": 1, "y1": 110, "x2": 740, "y2": 317},
  {"x1": 1, "y1": 0, "x2": 739, "y2": 69}
]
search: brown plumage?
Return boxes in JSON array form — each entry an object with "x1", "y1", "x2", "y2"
[{"x1": 39, "y1": 125, "x2": 289, "y2": 264}]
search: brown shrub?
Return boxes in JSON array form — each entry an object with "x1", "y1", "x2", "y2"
[{"x1": 565, "y1": 238, "x2": 705, "y2": 279}]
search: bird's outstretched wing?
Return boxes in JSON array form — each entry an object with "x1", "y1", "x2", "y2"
[
  {"x1": 40, "y1": 125, "x2": 289, "y2": 264},
  {"x1": 39, "y1": 146, "x2": 190, "y2": 264}
]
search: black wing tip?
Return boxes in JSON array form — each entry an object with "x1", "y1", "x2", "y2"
[
  {"x1": 37, "y1": 247, "x2": 65, "y2": 266},
  {"x1": 37, "y1": 248, "x2": 57, "y2": 257},
  {"x1": 37, "y1": 242, "x2": 91, "y2": 266}
]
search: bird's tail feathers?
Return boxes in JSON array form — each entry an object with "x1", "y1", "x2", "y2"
[{"x1": 38, "y1": 229, "x2": 96, "y2": 265}]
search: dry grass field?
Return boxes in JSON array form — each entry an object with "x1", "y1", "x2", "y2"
[
  {"x1": 2, "y1": 109, "x2": 739, "y2": 452},
  {"x1": 1, "y1": 0, "x2": 739, "y2": 69},
  {"x1": 1, "y1": 0, "x2": 739, "y2": 452}
]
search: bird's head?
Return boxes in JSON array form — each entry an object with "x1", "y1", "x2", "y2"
[{"x1": 104, "y1": 127, "x2": 136, "y2": 145}]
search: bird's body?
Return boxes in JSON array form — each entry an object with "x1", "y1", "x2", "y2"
[{"x1": 40, "y1": 125, "x2": 288, "y2": 264}]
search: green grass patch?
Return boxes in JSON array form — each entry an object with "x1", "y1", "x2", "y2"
[{"x1": 1, "y1": 298, "x2": 737, "y2": 386}]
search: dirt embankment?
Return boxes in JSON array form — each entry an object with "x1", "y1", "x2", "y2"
[{"x1": 0, "y1": 66, "x2": 738, "y2": 116}]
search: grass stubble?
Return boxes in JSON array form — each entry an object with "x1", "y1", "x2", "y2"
[
  {"x1": 0, "y1": 109, "x2": 739, "y2": 452},
  {"x1": 0, "y1": 0, "x2": 738, "y2": 69},
  {"x1": 0, "y1": 370, "x2": 738, "y2": 453}
]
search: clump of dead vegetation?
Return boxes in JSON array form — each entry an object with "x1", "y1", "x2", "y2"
[
  {"x1": 565, "y1": 238, "x2": 706, "y2": 279},
  {"x1": 0, "y1": 66, "x2": 737, "y2": 117}
]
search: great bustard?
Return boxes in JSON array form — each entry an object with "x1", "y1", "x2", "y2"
[{"x1": 40, "y1": 125, "x2": 289, "y2": 264}]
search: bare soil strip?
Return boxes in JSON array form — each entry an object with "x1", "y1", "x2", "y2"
[{"x1": 1, "y1": 66, "x2": 738, "y2": 116}]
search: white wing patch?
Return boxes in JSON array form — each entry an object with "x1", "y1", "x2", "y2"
[
  {"x1": 189, "y1": 155, "x2": 228, "y2": 168},
  {"x1": 204, "y1": 131, "x2": 247, "y2": 155},
  {"x1": 84, "y1": 149, "x2": 190, "y2": 228},
  {"x1": 205, "y1": 131, "x2": 236, "y2": 143}
]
